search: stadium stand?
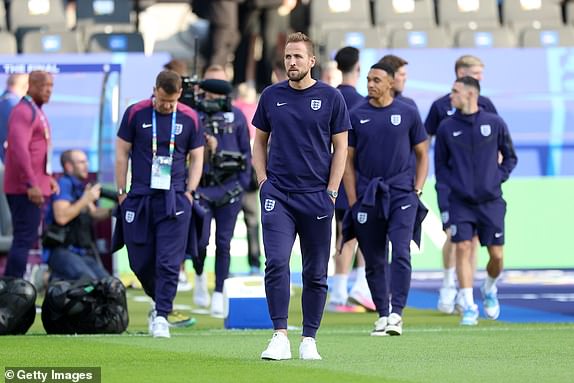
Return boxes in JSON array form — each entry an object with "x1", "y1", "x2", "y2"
[
  {"x1": 0, "y1": 1, "x2": 6, "y2": 31},
  {"x1": 309, "y1": 0, "x2": 377, "y2": 64},
  {"x1": 75, "y1": 0, "x2": 133, "y2": 26},
  {"x1": 86, "y1": 31, "x2": 144, "y2": 52},
  {"x1": 437, "y1": 0, "x2": 501, "y2": 33},
  {"x1": 520, "y1": 25, "x2": 574, "y2": 47},
  {"x1": 80, "y1": 23, "x2": 137, "y2": 47},
  {"x1": 0, "y1": 31, "x2": 17, "y2": 54},
  {"x1": 75, "y1": 0, "x2": 136, "y2": 46},
  {"x1": 323, "y1": 27, "x2": 386, "y2": 58},
  {"x1": 8, "y1": 0, "x2": 68, "y2": 43},
  {"x1": 502, "y1": 0, "x2": 564, "y2": 30},
  {"x1": 21, "y1": 30, "x2": 83, "y2": 53},
  {"x1": 310, "y1": 0, "x2": 372, "y2": 32},
  {"x1": 0, "y1": 163, "x2": 13, "y2": 253},
  {"x1": 455, "y1": 27, "x2": 518, "y2": 47},
  {"x1": 566, "y1": 1, "x2": 574, "y2": 25},
  {"x1": 310, "y1": 0, "x2": 373, "y2": 50},
  {"x1": 374, "y1": 0, "x2": 436, "y2": 31},
  {"x1": 389, "y1": 27, "x2": 451, "y2": 48}
]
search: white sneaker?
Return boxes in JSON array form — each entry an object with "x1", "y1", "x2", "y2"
[
  {"x1": 299, "y1": 337, "x2": 322, "y2": 360},
  {"x1": 194, "y1": 273, "x2": 210, "y2": 308},
  {"x1": 152, "y1": 316, "x2": 170, "y2": 338},
  {"x1": 261, "y1": 332, "x2": 292, "y2": 360},
  {"x1": 210, "y1": 291, "x2": 224, "y2": 318},
  {"x1": 370, "y1": 316, "x2": 388, "y2": 337},
  {"x1": 437, "y1": 286, "x2": 458, "y2": 314},
  {"x1": 348, "y1": 288, "x2": 376, "y2": 312},
  {"x1": 385, "y1": 313, "x2": 403, "y2": 336},
  {"x1": 177, "y1": 270, "x2": 193, "y2": 292},
  {"x1": 481, "y1": 285, "x2": 500, "y2": 320},
  {"x1": 460, "y1": 304, "x2": 479, "y2": 326}
]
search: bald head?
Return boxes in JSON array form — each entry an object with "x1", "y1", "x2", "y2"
[
  {"x1": 28, "y1": 71, "x2": 54, "y2": 105},
  {"x1": 6, "y1": 74, "x2": 29, "y2": 97}
]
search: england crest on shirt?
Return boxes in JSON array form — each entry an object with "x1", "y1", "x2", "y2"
[
  {"x1": 310, "y1": 99, "x2": 322, "y2": 111},
  {"x1": 125, "y1": 210, "x2": 135, "y2": 223},
  {"x1": 264, "y1": 199, "x2": 276, "y2": 212},
  {"x1": 224, "y1": 112, "x2": 235, "y2": 123},
  {"x1": 390, "y1": 114, "x2": 401, "y2": 126},
  {"x1": 480, "y1": 124, "x2": 491, "y2": 137},
  {"x1": 174, "y1": 123, "x2": 183, "y2": 135},
  {"x1": 357, "y1": 211, "x2": 368, "y2": 224}
]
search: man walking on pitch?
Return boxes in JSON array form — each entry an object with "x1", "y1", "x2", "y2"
[{"x1": 252, "y1": 32, "x2": 349, "y2": 360}]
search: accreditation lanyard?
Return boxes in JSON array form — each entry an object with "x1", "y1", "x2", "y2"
[
  {"x1": 24, "y1": 95, "x2": 52, "y2": 174},
  {"x1": 150, "y1": 108, "x2": 177, "y2": 190}
]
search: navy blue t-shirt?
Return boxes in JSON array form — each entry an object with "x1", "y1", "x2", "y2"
[
  {"x1": 252, "y1": 80, "x2": 350, "y2": 192},
  {"x1": 349, "y1": 99, "x2": 427, "y2": 194},
  {"x1": 335, "y1": 84, "x2": 363, "y2": 209},
  {"x1": 117, "y1": 99, "x2": 205, "y2": 192},
  {"x1": 425, "y1": 93, "x2": 498, "y2": 136},
  {"x1": 395, "y1": 92, "x2": 419, "y2": 111},
  {"x1": 336, "y1": 84, "x2": 363, "y2": 111}
]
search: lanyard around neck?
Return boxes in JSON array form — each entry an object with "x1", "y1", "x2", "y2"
[
  {"x1": 152, "y1": 108, "x2": 177, "y2": 158},
  {"x1": 24, "y1": 95, "x2": 50, "y2": 140}
]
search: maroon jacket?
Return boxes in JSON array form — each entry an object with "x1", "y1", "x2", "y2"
[{"x1": 4, "y1": 97, "x2": 53, "y2": 197}]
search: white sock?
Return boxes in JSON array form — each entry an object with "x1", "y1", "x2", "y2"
[
  {"x1": 461, "y1": 288, "x2": 475, "y2": 308},
  {"x1": 443, "y1": 267, "x2": 456, "y2": 288},
  {"x1": 483, "y1": 275, "x2": 499, "y2": 294},
  {"x1": 330, "y1": 274, "x2": 348, "y2": 304}
]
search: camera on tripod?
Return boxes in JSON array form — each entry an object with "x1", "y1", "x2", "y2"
[{"x1": 180, "y1": 76, "x2": 232, "y2": 115}]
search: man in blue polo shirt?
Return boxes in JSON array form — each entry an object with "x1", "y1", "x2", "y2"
[
  {"x1": 44, "y1": 149, "x2": 110, "y2": 281},
  {"x1": 425, "y1": 55, "x2": 498, "y2": 314},
  {"x1": 252, "y1": 32, "x2": 349, "y2": 360},
  {"x1": 435, "y1": 76, "x2": 517, "y2": 325},
  {"x1": 343, "y1": 62, "x2": 428, "y2": 337},
  {"x1": 115, "y1": 70, "x2": 205, "y2": 338}
]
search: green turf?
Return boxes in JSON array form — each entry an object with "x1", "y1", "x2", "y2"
[{"x1": 2, "y1": 288, "x2": 573, "y2": 383}]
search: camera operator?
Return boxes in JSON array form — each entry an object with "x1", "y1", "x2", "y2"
[
  {"x1": 43, "y1": 149, "x2": 111, "y2": 281},
  {"x1": 191, "y1": 65, "x2": 252, "y2": 317}
]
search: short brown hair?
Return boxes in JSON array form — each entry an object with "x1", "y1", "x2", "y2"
[
  {"x1": 455, "y1": 55, "x2": 483, "y2": 74},
  {"x1": 163, "y1": 59, "x2": 188, "y2": 76},
  {"x1": 286, "y1": 32, "x2": 314, "y2": 56},
  {"x1": 379, "y1": 54, "x2": 408, "y2": 74},
  {"x1": 155, "y1": 70, "x2": 182, "y2": 94}
]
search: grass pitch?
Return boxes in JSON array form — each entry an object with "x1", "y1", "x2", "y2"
[{"x1": 1, "y1": 288, "x2": 573, "y2": 383}]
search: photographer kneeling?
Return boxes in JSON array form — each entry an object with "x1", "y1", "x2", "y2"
[
  {"x1": 43, "y1": 150, "x2": 111, "y2": 281},
  {"x1": 191, "y1": 65, "x2": 252, "y2": 317}
]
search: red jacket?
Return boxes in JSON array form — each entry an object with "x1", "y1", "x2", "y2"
[{"x1": 4, "y1": 97, "x2": 53, "y2": 196}]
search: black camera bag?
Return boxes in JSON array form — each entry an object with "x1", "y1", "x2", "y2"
[{"x1": 41, "y1": 277, "x2": 128, "y2": 334}]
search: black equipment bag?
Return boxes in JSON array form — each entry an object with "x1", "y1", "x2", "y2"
[
  {"x1": 0, "y1": 277, "x2": 37, "y2": 335},
  {"x1": 41, "y1": 277, "x2": 129, "y2": 334}
]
